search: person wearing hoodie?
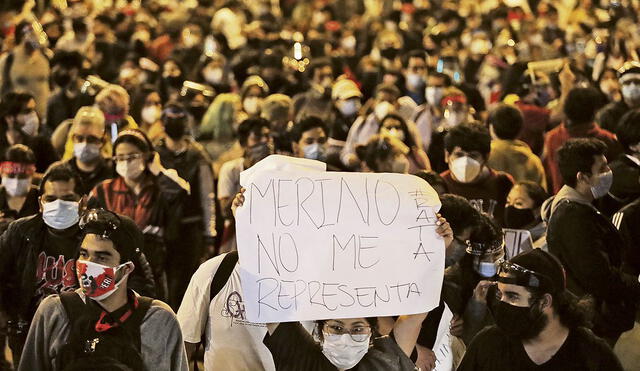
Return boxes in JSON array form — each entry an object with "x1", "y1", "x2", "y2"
[
  {"x1": 240, "y1": 75, "x2": 269, "y2": 119},
  {"x1": 546, "y1": 138, "x2": 640, "y2": 346},
  {"x1": 487, "y1": 104, "x2": 547, "y2": 191}
]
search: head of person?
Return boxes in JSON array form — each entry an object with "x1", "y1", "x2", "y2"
[
  {"x1": 616, "y1": 109, "x2": 640, "y2": 157},
  {"x1": 505, "y1": 181, "x2": 548, "y2": 230},
  {"x1": 491, "y1": 249, "x2": 588, "y2": 340},
  {"x1": 563, "y1": 87, "x2": 602, "y2": 128},
  {"x1": 237, "y1": 117, "x2": 273, "y2": 166},
  {"x1": 201, "y1": 53, "x2": 227, "y2": 87},
  {"x1": 261, "y1": 94, "x2": 292, "y2": 133},
  {"x1": 464, "y1": 213, "x2": 505, "y2": 278},
  {"x1": 403, "y1": 50, "x2": 427, "y2": 92},
  {"x1": 113, "y1": 129, "x2": 154, "y2": 182},
  {"x1": 489, "y1": 104, "x2": 523, "y2": 140},
  {"x1": 50, "y1": 50, "x2": 83, "y2": 90},
  {"x1": 308, "y1": 58, "x2": 334, "y2": 90},
  {"x1": 425, "y1": 72, "x2": 452, "y2": 107},
  {"x1": 376, "y1": 30, "x2": 403, "y2": 60},
  {"x1": 379, "y1": 114, "x2": 416, "y2": 149},
  {"x1": 314, "y1": 317, "x2": 379, "y2": 369},
  {"x1": 557, "y1": 138, "x2": 611, "y2": 199},
  {"x1": 71, "y1": 17, "x2": 89, "y2": 40},
  {"x1": 598, "y1": 68, "x2": 621, "y2": 102},
  {"x1": 373, "y1": 83, "x2": 401, "y2": 122},
  {"x1": 71, "y1": 106, "x2": 106, "y2": 165},
  {"x1": 161, "y1": 102, "x2": 190, "y2": 140},
  {"x1": 39, "y1": 161, "x2": 85, "y2": 230},
  {"x1": 1, "y1": 144, "x2": 35, "y2": 197},
  {"x1": 440, "y1": 88, "x2": 469, "y2": 128},
  {"x1": 444, "y1": 122, "x2": 491, "y2": 183},
  {"x1": 617, "y1": 61, "x2": 640, "y2": 108},
  {"x1": 95, "y1": 84, "x2": 130, "y2": 124},
  {"x1": 14, "y1": 21, "x2": 42, "y2": 52},
  {"x1": 76, "y1": 209, "x2": 141, "y2": 301},
  {"x1": 240, "y1": 76, "x2": 269, "y2": 116},
  {"x1": 161, "y1": 58, "x2": 185, "y2": 89},
  {"x1": 356, "y1": 134, "x2": 410, "y2": 174},
  {"x1": 290, "y1": 116, "x2": 328, "y2": 160},
  {"x1": 0, "y1": 92, "x2": 38, "y2": 136},
  {"x1": 439, "y1": 194, "x2": 481, "y2": 266},
  {"x1": 413, "y1": 170, "x2": 448, "y2": 195},
  {"x1": 203, "y1": 93, "x2": 242, "y2": 141},
  {"x1": 134, "y1": 88, "x2": 163, "y2": 126},
  {"x1": 332, "y1": 78, "x2": 362, "y2": 118}
]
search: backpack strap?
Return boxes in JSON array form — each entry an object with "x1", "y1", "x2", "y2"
[
  {"x1": 1, "y1": 52, "x2": 14, "y2": 95},
  {"x1": 209, "y1": 251, "x2": 239, "y2": 302},
  {"x1": 59, "y1": 291, "x2": 88, "y2": 329}
]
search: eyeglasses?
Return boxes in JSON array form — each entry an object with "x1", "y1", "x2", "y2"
[
  {"x1": 113, "y1": 153, "x2": 144, "y2": 162},
  {"x1": 323, "y1": 324, "x2": 372, "y2": 342},
  {"x1": 79, "y1": 208, "x2": 121, "y2": 238},
  {"x1": 497, "y1": 261, "x2": 552, "y2": 291},
  {"x1": 72, "y1": 134, "x2": 102, "y2": 145}
]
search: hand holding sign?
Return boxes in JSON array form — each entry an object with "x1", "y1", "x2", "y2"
[{"x1": 235, "y1": 155, "x2": 446, "y2": 323}]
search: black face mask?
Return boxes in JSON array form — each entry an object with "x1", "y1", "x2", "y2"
[
  {"x1": 489, "y1": 294, "x2": 548, "y2": 340},
  {"x1": 164, "y1": 75, "x2": 183, "y2": 89},
  {"x1": 53, "y1": 70, "x2": 72, "y2": 87},
  {"x1": 504, "y1": 206, "x2": 536, "y2": 229},
  {"x1": 189, "y1": 104, "x2": 207, "y2": 122},
  {"x1": 380, "y1": 47, "x2": 400, "y2": 60},
  {"x1": 164, "y1": 117, "x2": 187, "y2": 139}
]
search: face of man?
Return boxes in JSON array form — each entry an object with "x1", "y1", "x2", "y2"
[
  {"x1": 446, "y1": 146, "x2": 486, "y2": 183},
  {"x1": 294, "y1": 127, "x2": 327, "y2": 159},
  {"x1": 40, "y1": 179, "x2": 81, "y2": 210}
]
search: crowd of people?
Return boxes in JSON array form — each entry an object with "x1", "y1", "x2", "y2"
[{"x1": 0, "y1": 0, "x2": 639, "y2": 369}]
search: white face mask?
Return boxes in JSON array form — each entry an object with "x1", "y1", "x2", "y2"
[
  {"x1": 243, "y1": 97, "x2": 262, "y2": 115},
  {"x1": 116, "y1": 159, "x2": 146, "y2": 180},
  {"x1": 374, "y1": 101, "x2": 394, "y2": 121},
  {"x1": 622, "y1": 83, "x2": 640, "y2": 105},
  {"x1": 74, "y1": 142, "x2": 102, "y2": 163},
  {"x1": 450, "y1": 156, "x2": 482, "y2": 183},
  {"x1": 20, "y1": 111, "x2": 39, "y2": 136},
  {"x1": 425, "y1": 86, "x2": 444, "y2": 106},
  {"x1": 141, "y1": 105, "x2": 161, "y2": 125},
  {"x1": 443, "y1": 110, "x2": 466, "y2": 128},
  {"x1": 204, "y1": 67, "x2": 223, "y2": 85},
  {"x1": 590, "y1": 170, "x2": 613, "y2": 199},
  {"x1": 2, "y1": 177, "x2": 30, "y2": 197},
  {"x1": 477, "y1": 261, "x2": 498, "y2": 278},
  {"x1": 322, "y1": 333, "x2": 370, "y2": 369},
  {"x1": 338, "y1": 99, "x2": 360, "y2": 117},
  {"x1": 406, "y1": 73, "x2": 425, "y2": 90},
  {"x1": 42, "y1": 199, "x2": 80, "y2": 230},
  {"x1": 303, "y1": 143, "x2": 326, "y2": 161}
]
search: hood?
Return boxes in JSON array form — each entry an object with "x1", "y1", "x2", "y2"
[{"x1": 543, "y1": 185, "x2": 594, "y2": 223}]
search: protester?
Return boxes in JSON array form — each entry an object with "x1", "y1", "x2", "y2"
[
  {"x1": 487, "y1": 104, "x2": 546, "y2": 191},
  {"x1": 0, "y1": 144, "x2": 39, "y2": 233},
  {"x1": 90, "y1": 129, "x2": 189, "y2": 300},
  {"x1": 289, "y1": 116, "x2": 329, "y2": 161},
  {"x1": 598, "y1": 61, "x2": 640, "y2": 133},
  {"x1": 19, "y1": 208, "x2": 188, "y2": 370},
  {"x1": 458, "y1": 249, "x2": 623, "y2": 370},
  {"x1": 155, "y1": 103, "x2": 216, "y2": 309},
  {"x1": 132, "y1": 87, "x2": 165, "y2": 143},
  {"x1": 547, "y1": 138, "x2": 640, "y2": 345},
  {"x1": 356, "y1": 134, "x2": 411, "y2": 174},
  {"x1": 378, "y1": 113, "x2": 430, "y2": 173},
  {"x1": 505, "y1": 181, "x2": 549, "y2": 251},
  {"x1": 441, "y1": 122, "x2": 514, "y2": 226},
  {"x1": 327, "y1": 78, "x2": 363, "y2": 168},
  {"x1": 0, "y1": 162, "x2": 155, "y2": 367}
]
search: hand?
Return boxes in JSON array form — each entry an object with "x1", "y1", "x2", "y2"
[
  {"x1": 473, "y1": 280, "x2": 494, "y2": 304},
  {"x1": 435, "y1": 214, "x2": 453, "y2": 249},
  {"x1": 558, "y1": 62, "x2": 575, "y2": 91},
  {"x1": 231, "y1": 188, "x2": 246, "y2": 218},
  {"x1": 415, "y1": 344, "x2": 436, "y2": 371},
  {"x1": 450, "y1": 314, "x2": 464, "y2": 337},
  {"x1": 148, "y1": 152, "x2": 164, "y2": 176}
]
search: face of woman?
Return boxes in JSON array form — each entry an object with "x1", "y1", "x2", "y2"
[
  {"x1": 114, "y1": 142, "x2": 147, "y2": 181},
  {"x1": 506, "y1": 185, "x2": 535, "y2": 209},
  {"x1": 319, "y1": 317, "x2": 372, "y2": 369},
  {"x1": 376, "y1": 143, "x2": 410, "y2": 174}
]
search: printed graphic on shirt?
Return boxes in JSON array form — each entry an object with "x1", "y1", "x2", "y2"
[
  {"x1": 35, "y1": 252, "x2": 78, "y2": 301},
  {"x1": 223, "y1": 291, "x2": 247, "y2": 320}
]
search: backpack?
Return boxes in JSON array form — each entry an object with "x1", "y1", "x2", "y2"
[{"x1": 56, "y1": 292, "x2": 153, "y2": 371}]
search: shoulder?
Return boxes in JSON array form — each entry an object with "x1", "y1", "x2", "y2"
[
  {"x1": 220, "y1": 158, "x2": 244, "y2": 173},
  {"x1": 33, "y1": 294, "x2": 69, "y2": 325},
  {"x1": 189, "y1": 254, "x2": 230, "y2": 289},
  {"x1": 467, "y1": 326, "x2": 506, "y2": 348},
  {"x1": 571, "y1": 327, "x2": 619, "y2": 360}
]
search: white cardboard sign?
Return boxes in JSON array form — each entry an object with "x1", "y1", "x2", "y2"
[{"x1": 235, "y1": 155, "x2": 445, "y2": 322}]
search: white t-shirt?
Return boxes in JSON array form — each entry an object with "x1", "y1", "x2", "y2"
[
  {"x1": 177, "y1": 254, "x2": 275, "y2": 371},
  {"x1": 217, "y1": 157, "x2": 244, "y2": 200}
]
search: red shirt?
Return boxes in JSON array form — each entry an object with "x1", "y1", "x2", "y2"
[
  {"x1": 516, "y1": 102, "x2": 551, "y2": 156},
  {"x1": 441, "y1": 168, "x2": 514, "y2": 226},
  {"x1": 90, "y1": 177, "x2": 156, "y2": 230},
  {"x1": 543, "y1": 123, "x2": 623, "y2": 194}
]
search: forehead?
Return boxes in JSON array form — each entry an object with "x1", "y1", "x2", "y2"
[
  {"x1": 301, "y1": 126, "x2": 327, "y2": 138},
  {"x1": 507, "y1": 184, "x2": 531, "y2": 200},
  {"x1": 497, "y1": 280, "x2": 532, "y2": 298},
  {"x1": 451, "y1": 146, "x2": 480, "y2": 156},
  {"x1": 115, "y1": 142, "x2": 144, "y2": 155},
  {"x1": 327, "y1": 317, "x2": 368, "y2": 326},
  {"x1": 592, "y1": 154, "x2": 608, "y2": 170},
  {"x1": 81, "y1": 234, "x2": 120, "y2": 258},
  {"x1": 408, "y1": 57, "x2": 426, "y2": 66},
  {"x1": 43, "y1": 179, "x2": 76, "y2": 196},
  {"x1": 72, "y1": 123, "x2": 103, "y2": 137}
]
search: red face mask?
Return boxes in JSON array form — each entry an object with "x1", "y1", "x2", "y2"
[{"x1": 76, "y1": 260, "x2": 133, "y2": 300}]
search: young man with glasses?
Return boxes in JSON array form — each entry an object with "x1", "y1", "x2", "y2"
[
  {"x1": 64, "y1": 106, "x2": 114, "y2": 196},
  {"x1": 458, "y1": 249, "x2": 623, "y2": 370},
  {"x1": 19, "y1": 209, "x2": 188, "y2": 370}
]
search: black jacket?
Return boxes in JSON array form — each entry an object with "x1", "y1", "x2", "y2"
[
  {"x1": 0, "y1": 214, "x2": 156, "y2": 322},
  {"x1": 65, "y1": 157, "x2": 114, "y2": 196},
  {"x1": 601, "y1": 154, "x2": 640, "y2": 216},
  {"x1": 547, "y1": 194, "x2": 640, "y2": 336},
  {"x1": 613, "y1": 198, "x2": 640, "y2": 276},
  {"x1": 597, "y1": 100, "x2": 629, "y2": 133}
]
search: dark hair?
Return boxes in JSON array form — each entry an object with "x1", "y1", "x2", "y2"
[
  {"x1": 514, "y1": 181, "x2": 548, "y2": 208},
  {"x1": 557, "y1": 138, "x2": 607, "y2": 188},
  {"x1": 315, "y1": 317, "x2": 380, "y2": 342},
  {"x1": 375, "y1": 83, "x2": 401, "y2": 100},
  {"x1": 14, "y1": 21, "x2": 31, "y2": 45},
  {"x1": 470, "y1": 213, "x2": 503, "y2": 248},
  {"x1": 563, "y1": 87, "x2": 602, "y2": 126},
  {"x1": 413, "y1": 170, "x2": 448, "y2": 194},
  {"x1": 290, "y1": 116, "x2": 328, "y2": 143},
  {"x1": 489, "y1": 104, "x2": 523, "y2": 140},
  {"x1": 379, "y1": 113, "x2": 416, "y2": 148},
  {"x1": 439, "y1": 194, "x2": 480, "y2": 235},
  {"x1": 616, "y1": 109, "x2": 640, "y2": 153},
  {"x1": 444, "y1": 122, "x2": 491, "y2": 158},
  {"x1": 71, "y1": 18, "x2": 88, "y2": 34},
  {"x1": 402, "y1": 49, "x2": 426, "y2": 68},
  {"x1": 131, "y1": 85, "x2": 163, "y2": 125},
  {"x1": 79, "y1": 209, "x2": 143, "y2": 264},
  {"x1": 4, "y1": 144, "x2": 35, "y2": 164},
  {"x1": 40, "y1": 161, "x2": 83, "y2": 196},
  {"x1": 51, "y1": 51, "x2": 83, "y2": 70},
  {"x1": 355, "y1": 135, "x2": 394, "y2": 172},
  {"x1": 0, "y1": 92, "x2": 34, "y2": 119},
  {"x1": 237, "y1": 117, "x2": 271, "y2": 147},
  {"x1": 113, "y1": 129, "x2": 153, "y2": 156},
  {"x1": 428, "y1": 72, "x2": 452, "y2": 87}
]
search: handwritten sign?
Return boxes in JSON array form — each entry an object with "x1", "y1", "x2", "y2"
[
  {"x1": 236, "y1": 155, "x2": 444, "y2": 322},
  {"x1": 433, "y1": 304, "x2": 454, "y2": 371}
]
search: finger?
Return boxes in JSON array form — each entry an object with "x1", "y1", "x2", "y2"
[{"x1": 240, "y1": 187, "x2": 246, "y2": 193}]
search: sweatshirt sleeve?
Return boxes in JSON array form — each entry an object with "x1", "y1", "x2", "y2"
[{"x1": 141, "y1": 301, "x2": 189, "y2": 371}]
